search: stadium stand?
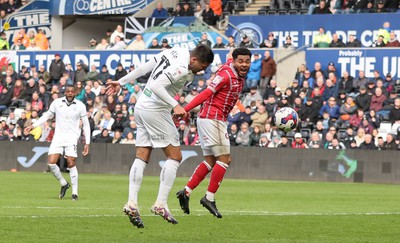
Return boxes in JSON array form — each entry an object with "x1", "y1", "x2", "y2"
[{"x1": 0, "y1": 0, "x2": 399, "y2": 150}]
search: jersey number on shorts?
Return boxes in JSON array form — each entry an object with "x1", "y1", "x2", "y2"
[{"x1": 151, "y1": 55, "x2": 171, "y2": 80}]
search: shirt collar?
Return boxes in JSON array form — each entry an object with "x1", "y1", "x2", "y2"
[{"x1": 62, "y1": 97, "x2": 77, "y2": 106}]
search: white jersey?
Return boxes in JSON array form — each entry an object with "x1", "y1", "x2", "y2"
[
  {"x1": 33, "y1": 97, "x2": 88, "y2": 146},
  {"x1": 118, "y1": 47, "x2": 190, "y2": 111}
]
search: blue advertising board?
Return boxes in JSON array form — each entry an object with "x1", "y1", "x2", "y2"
[
  {"x1": 3, "y1": 48, "x2": 399, "y2": 79},
  {"x1": 226, "y1": 14, "x2": 400, "y2": 48},
  {"x1": 142, "y1": 32, "x2": 222, "y2": 49},
  {"x1": 307, "y1": 48, "x2": 400, "y2": 79},
  {"x1": 50, "y1": 0, "x2": 154, "y2": 15},
  {"x1": 125, "y1": 17, "x2": 226, "y2": 48},
  {"x1": 5, "y1": 49, "x2": 230, "y2": 76}
]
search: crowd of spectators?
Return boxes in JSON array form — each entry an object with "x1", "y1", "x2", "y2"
[
  {"x1": 266, "y1": 0, "x2": 399, "y2": 14},
  {"x1": 225, "y1": 53, "x2": 400, "y2": 150},
  {"x1": 1, "y1": 46, "x2": 399, "y2": 150},
  {"x1": 0, "y1": 0, "x2": 28, "y2": 20},
  {"x1": 311, "y1": 22, "x2": 400, "y2": 48},
  {"x1": 308, "y1": 0, "x2": 400, "y2": 14},
  {"x1": 1, "y1": 27, "x2": 50, "y2": 50},
  {"x1": 1, "y1": 18, "x2": 400, "y2": 151}
]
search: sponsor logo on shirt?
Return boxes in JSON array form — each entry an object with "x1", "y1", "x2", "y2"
[
  {"x1": 211, "y1": 75, "x2": 223, "y2": 87},
  {"x1": 143, "y1": 88, "x2": 152, "y2": 97}
]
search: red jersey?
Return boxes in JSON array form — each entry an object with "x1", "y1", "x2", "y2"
[{"x1": 198, "y1": 61, "x2": 244, "y2": 121}]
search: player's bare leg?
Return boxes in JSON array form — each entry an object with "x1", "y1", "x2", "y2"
[
  {"x1": 177, "y1": 155, "x2": 215, "y2": 214},
  {"x1": 200, "y1": 154, "x2": 231, "y2": 218},
  {"x1": 124, "y1": 146, "x2": 151, "y2": 229},
  {"x1": 66, "y1": 157, "x2": 78, "y2": 201},
  {"x1": 151, "y1": 144, "x2": 181, "y2": 224},
  {"x1": 48, "y1": 154, "x2": 70, "y2": 199}
]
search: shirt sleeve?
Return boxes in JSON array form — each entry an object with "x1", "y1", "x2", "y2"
[
  {"x1": 207, "y1": 72, "x2": 228, "y2": 93},
  {"x1": 117, "y1": 56, "x2": 157, "y2": 86},
  {"x1": 79, "y1": 104, "x2": 91, "y2": 144},
  {"x1": 32, "y1": 101, "x2": 55, "y2": 128},
  {"x1": 147, "y1": 65, "x2": 188, "y2": 108}
]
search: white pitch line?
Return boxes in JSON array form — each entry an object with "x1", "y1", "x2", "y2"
[{"x1": 1, "y1": 205, "x2": 400, "y2": 218}]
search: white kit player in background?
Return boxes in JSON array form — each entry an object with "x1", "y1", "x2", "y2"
[
  {"x1": 106, "y1": 45, "x2": 214, "y2": 228},
  {"x1": 25, "y1": 85, "x2": 91, "y2": 201}
]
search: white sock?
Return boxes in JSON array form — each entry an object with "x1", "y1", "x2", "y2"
[
  {"x1": 184, "y1": 186, "x2": 192, "y2": 195},
  {"x1": 128, "y1": 158, "x2": 147, "y2": 206},
  {"x1": 156, "y1": 159, "x2": 180, "y2": 206},
  {"x1": 48, "y1": 164, "x2": 67, "y2": 186},
  {"x1": 69, "y1": 166, "x2": 78, "y2": 195},
  {"x1": 206, "y1": 191, "x2": 215, "y2": 202}
]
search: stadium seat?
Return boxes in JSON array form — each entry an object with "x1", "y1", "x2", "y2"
[
  {"x1": 294, "y1": 0, "x2": 302, "y2": 8},
  {"x1": 222, "y1": 11, "x2": 230, "y2": 19},
  {"x1": 284, "y1": 0, "x2": 293, "y2": 9},
  {"x1": 288, "y1": 0, "x2": 297, "y2": 9},
  {"x1": 338, "y1": 129, "x2": 347, "y2": 140},
  {"x1": 300, "y1": 0, "x2": 308, "y2": 8},
  {"x1": 258, "y1": 6, "x2": 268, "y2": 15},
  {"x1": 227, "y1": 1, "x2": 236, "y2": 10},
  {"x1": 188, "y1": 1, "x2": 196, "y2": 10},
  {"x1": 236, "y1": 1, "x2": 246, "y2": 11},
  {"x1": 258, "y1": 9, "x2": 267, "y2": 15},
  {"x1": 288, "y1": 9, "x2": 298, "y2": 14},
  {"x1": 300, "y1": 128, "x2": 311, "y2": 140},
  {"x1": 2, "y1": 107, "x2": 12, "y2": 116},
  {"x1": 378, "y1": 122, "x2": 392, "y2": 133},
  {"x1": 13, "y1": 108, "x2": 25, "y2": 119},
  {"x1": 286, "y1": 130, "x2": 296, "y2": 138},
  {"x1": 278, "y1": 9, "x2": 288, "y2": 14},
  {"x1": 277, "y1": 129, "x2": 285, "y2": 137},
  {"x1": 339, "y1": 122, "x2": 350, "y2": 129},
  {"x1": 298, "y1": 8, "x2": 308, "y2": 14},
  {"x1": 381, "y1": 113, "x2": 390, "y2": 121},
  {"x1": 167, "y1": 7, "x2": 174, "y2": 16},
  {"x1": 267, "y1": 10, "x2": 278, "y2": 15}
]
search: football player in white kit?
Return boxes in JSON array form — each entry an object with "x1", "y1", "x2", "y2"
[
  {"x1": 106, "y1": 45, "x2": 214, "y2": 227},
  {"x1": 25, "y1": 85, "x2": 91, "y2": 200}
]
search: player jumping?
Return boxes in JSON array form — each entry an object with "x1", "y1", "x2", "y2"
[
  {"x1": 176, "y1": 48, "x2": 252, "y2": 218},
  {"x1": 106, "y1": 45, "x2": 214, "y2": 228}
]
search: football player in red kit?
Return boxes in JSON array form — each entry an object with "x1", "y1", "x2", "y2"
[{"x1": 177, "y1": 48, "x2": 252, "y2": 218}]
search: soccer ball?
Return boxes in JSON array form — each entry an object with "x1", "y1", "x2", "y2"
[{"x1": 273, "y1": 107, "x2": 299, "y2": 132}]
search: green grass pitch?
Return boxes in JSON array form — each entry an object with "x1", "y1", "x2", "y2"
[{"x1": 1, "y1": 171, "x2": 400, "y2": 242}]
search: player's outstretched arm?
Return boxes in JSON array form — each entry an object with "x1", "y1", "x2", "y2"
[
  {"x1": 26, "y1": 109, "x2": 55, "y2": 132},
  {"x1": 183, "y1": 88, "x2": 214, "y2": 113},
  {"x1": 118, "y1": 57, "x2": 158, "y2": 86},
  {"x1": 106, "y1": 56, "x2": 158, "y2": 95}
]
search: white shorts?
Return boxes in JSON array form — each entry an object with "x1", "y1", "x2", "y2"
[
  {"x1": 134, "y1": 108, "x2": 180, "y2": 148},
  {"x1": 48, "y1": 143, "x2": 77, "y2": 158},
  {"x1": 197, "y1": 118, "x2": 230, "y2": 157}
]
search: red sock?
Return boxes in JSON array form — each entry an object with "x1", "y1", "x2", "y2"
[
  {"x1": 208, "y1": 161, "x2": 228, "y2": 194},
  {"x1": 186, "y1": 161, "x2": 211, "y2": 191}
]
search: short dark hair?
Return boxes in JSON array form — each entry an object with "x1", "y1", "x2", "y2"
[
  {"x1": 66, "y1": 84, "x2": 76, "y2": 90},
  {"x1": 232, "y1": 47, "x2": 252, "y2": 59},
  {"x1": 191, "y1": 44, "x2": 214, "y2": 64}
]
